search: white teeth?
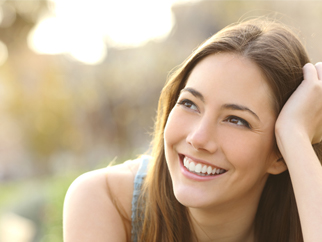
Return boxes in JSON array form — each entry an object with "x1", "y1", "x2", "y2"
[
  {"x1": 207, "y1": 166, "x2": 212, "y2": 175},
  {"x1": 183, "y1": 157, "x2": 188, "y2": 167},
  {"x1": 183, "y1": 156, "x2": 226, "y2": 176},
  {"x1": 189, "y1": 161, "x2": 195, "y2": 172},
  {"x1": 202, "y1": 165, "x2": 207, "y2": 174},
  {"x1": 195, "y1": 163, "x2": 202, "y2": 173}
]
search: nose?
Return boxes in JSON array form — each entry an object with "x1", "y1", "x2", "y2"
[{"x1": 186, "y1": 118, "x2": 218, "y2": 153}]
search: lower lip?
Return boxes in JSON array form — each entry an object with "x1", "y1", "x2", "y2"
[{"x1": 179, "y1": 155, "x2": 226, "y2": 181}]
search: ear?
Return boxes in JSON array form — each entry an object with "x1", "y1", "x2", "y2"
[{"x1": 267, "y1": 157, "x2": 288, "y2": 175}]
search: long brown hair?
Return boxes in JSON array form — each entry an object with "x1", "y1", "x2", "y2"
[{"x1": 135, "y1": 18, "x2": 321, "y2": 242}]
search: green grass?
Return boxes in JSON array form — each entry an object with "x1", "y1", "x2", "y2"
[
  {"x1": 0, "y1": 171, "x2": 82, "y2": 242},
  {"x1": 0, "y1": 156, "x2": 132, "y2": 242}
]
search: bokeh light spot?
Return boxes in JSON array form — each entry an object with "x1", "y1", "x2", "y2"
[
  {"x1": 0, "y1": 40, "x2": 8, "y2": 66},
  {"x1": 27, "y1": 0, "x2": 180, "y2": 65}
]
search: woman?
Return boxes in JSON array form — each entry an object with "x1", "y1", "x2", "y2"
[{"x1": 63, "y1": 18, "x2": 322, "y2": 242}]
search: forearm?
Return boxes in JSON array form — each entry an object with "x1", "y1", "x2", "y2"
[{"x1": 276, "y1": 131, "x2": 322, "y2": 242}]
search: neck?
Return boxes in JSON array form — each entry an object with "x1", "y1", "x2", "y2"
[{"x1": 188, "y1": 192, "x2": 262, "y2": 242}]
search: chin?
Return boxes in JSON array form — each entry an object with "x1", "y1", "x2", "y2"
[{"x1": 172, "y1": 183, "x2": 219, "y2": 209}]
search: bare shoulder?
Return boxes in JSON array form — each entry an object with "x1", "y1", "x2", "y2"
[{"x1": 63, "y1": 158, "x2": 141, "y2": 242}]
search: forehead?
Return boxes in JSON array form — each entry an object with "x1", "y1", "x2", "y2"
[{"x1": 185, "y1": 53, "x2": 276, "y2": 116}]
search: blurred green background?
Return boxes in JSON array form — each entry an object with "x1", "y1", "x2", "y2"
[{"x1": 0, "y1": 0, "x2": 321, "y2": 241}]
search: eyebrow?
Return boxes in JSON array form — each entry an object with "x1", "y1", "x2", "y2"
[
  {"x1": 181, "y1": 87, "x2": 205, "y2": 102},
  {"x1": 180, "y1": 87, "x2": 260, "y2": 121},
  {"x1": 221, "y1": 104, "x2": 260, "y2": 121}
]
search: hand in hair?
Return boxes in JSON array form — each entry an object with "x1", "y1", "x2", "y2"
[
  {"x1": 275, "y1": 62, "x2": 322, "y2": 242},
  {"x1": 276, "y1": 62, "x2": 322, "y2": 144}
]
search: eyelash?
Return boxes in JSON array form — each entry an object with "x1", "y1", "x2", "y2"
[
  {"x1": 177, "y1": 99, "x2": 251, "y2": 129},
  {"x1": 223, "y1": 116, "x2": 251, "y2": 129},
  {"x1": 177, "y1": 99, "x2": 198, "y2": 111}
]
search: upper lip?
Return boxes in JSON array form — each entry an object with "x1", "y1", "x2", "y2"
[{"x1": 180, "y1": 153, "x2": 227, "y2": 170}]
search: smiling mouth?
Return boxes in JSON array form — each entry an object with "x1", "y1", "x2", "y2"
[{"x1": 182, "y1": 156, "x2": 227, "y2": 176}]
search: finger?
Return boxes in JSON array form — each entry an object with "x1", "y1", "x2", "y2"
[
  {"x1": 303, "y1": 63, "x2": 318, "y2": 82},
  {"x1": 315, "y1": 62, "x2": 322, "y2": 80}
]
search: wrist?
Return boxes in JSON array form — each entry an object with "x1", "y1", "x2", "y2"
[{"x1": 275, "y1": 123, "x2": 312, "y2": 157}]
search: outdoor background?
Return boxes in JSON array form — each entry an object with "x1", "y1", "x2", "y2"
[{"x1": 0, "y1": 0, "x2": 322, "y2": 241}]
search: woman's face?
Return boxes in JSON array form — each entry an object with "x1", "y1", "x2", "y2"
[{"x1": 164, "y1": 53, "x2": 281, "y2": 210}]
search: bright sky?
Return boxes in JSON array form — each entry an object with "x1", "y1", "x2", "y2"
[{"x1": 28, "y1": 0, "x2": 199, "y2": 65}]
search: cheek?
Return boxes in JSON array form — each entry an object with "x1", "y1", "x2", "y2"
[
  {"x1": 219, "y1": 128, "x2": 276, "y2": 170},
  {"x1": 164, "y1": 108, "x2": 186, "y2": 147},
  {"x1": 164, "y1": 109, "x2": 184, "y2": 170}
]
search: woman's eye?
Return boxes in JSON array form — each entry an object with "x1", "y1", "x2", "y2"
[
  {"x1": 225, "y1": 116, "x2": 251, "y2": 129},
  {"x1": 177, "y1": 99, "x2": 198, "y2": 111}
]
